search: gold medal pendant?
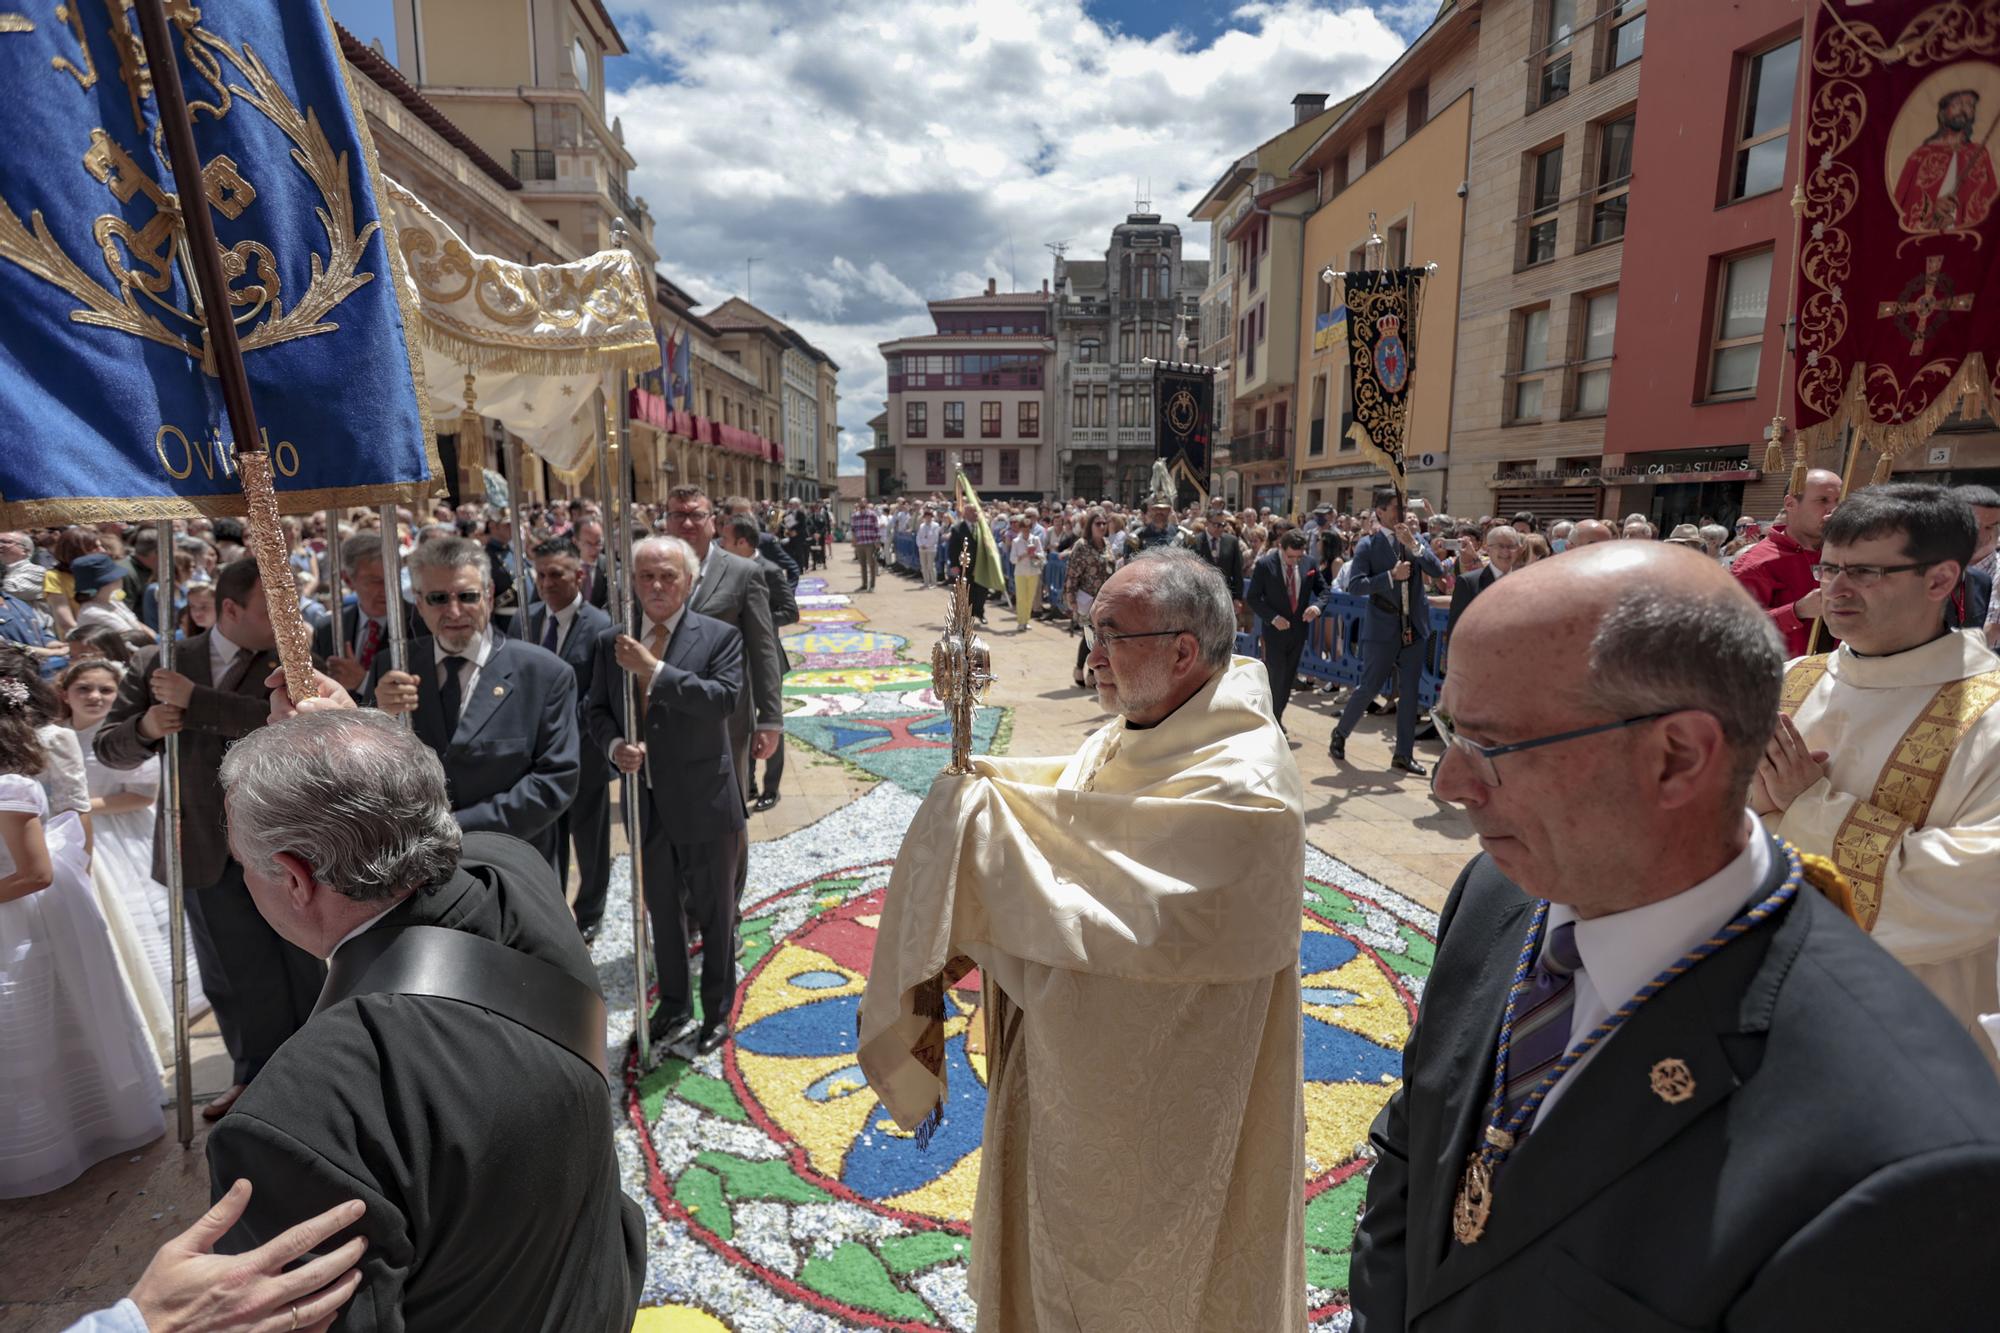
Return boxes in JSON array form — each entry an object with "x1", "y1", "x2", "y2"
[{"x1": 1452, "y1": 1152, "x2": 1493, "y2": 1245}]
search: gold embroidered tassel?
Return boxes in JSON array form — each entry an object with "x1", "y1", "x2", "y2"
[
  {"x1": 1871, "y1": 453, "x2": 1893, "y2": 486},
  {"x1": 1764, "y1": 416, "x2": 1786, "y2": 475},
  {"x1": 458, "y1": 370, "x2": 482, "y2": 450}
]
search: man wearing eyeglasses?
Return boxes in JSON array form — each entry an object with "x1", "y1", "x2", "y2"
[
  {"x1": 860, "y1": 548, "x2": 1309, "y2": 1330},
  {"x1": 1351, "y1": 539, "x2": 2000, "y2": 1332},
  {"x1": 1755, "y1": 483, "x2": 2000, "y2": 1065},
  {"x1": 368, "y1": 536, "x2": 579, "y2": 868}
]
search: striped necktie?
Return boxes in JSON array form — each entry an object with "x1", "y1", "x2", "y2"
[{"x1": 1500, "y1": 920, "x2": 1584, "y2": 1134}]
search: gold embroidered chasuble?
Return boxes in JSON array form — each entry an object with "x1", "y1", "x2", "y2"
[
  {"x1": 1769, "y1": 631, "x2": 2000, "y2": 1027},
  {"x1": 859, "y1": 657, "x2": 1307, "y2": 1332}
]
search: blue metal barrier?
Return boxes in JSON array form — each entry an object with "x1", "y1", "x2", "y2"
[
  {"x1": 1042, "y1": 553, "x2": 1066, "y2": 615},
  {"x1": 1234, "y1": 591, "x2": 1451, "y2": 709},
  {"x1": 893, "y1": 532, "x2": 917, "y2": 570}
]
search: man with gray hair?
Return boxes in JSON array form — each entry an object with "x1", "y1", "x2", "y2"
[
  {"x1": 859, "y1": 547, "x2": 1310, "y2": 1328},
  {"x1": 310, "y1": 532, "x2": 415, "y2": 693},
  {"x1": 368, "y1": 535, "x2": 579, "y2": 867},
  {"x1": 208, "y1": 710, "x2": 644, "y2": 1330},
  {"x1": 0, "y1": 530, "x2": 43, "y2": 601},
  {"x1": 1351, "y1": 541, "x2": 2000, "y2": 1329}
]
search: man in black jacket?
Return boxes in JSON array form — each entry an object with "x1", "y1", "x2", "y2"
[
  {"x1": 947, "y1": 500, "x2": 990, "y2": 623},
  {"x1": 587, "y1": 534, "x2": 745, "y2": 1056},
  {"x1": 210, "y1": 709, "x2": 642, "y2": 1331},
  {"x1": 1350, "y1": 541, "x2": 2000, "y2": 1332},
  {"x1": 527, "y1": 536, "x2": 615, "y2": 939},
  {"x1": 1244, "y1": 530, "x2": 1322, "y2": 726},
  {"x1": 723, "y1": 494, "x2": 801, "y2": 588},
  {"x1": 721, "y1": 513, "x2": 798, "y2": 812}
]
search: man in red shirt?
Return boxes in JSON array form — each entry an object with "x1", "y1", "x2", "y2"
[{"x1": 1732, "y1": 468, "x2": 1842, "y2": 655}]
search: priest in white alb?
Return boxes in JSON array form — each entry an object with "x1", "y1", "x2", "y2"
[
  {"x1": 1757, "y1": 484, "x2": 2000, "y2": 1067},
  {"x1": 859, "y1": 548, "x2": 1307, "y2": 1332}
]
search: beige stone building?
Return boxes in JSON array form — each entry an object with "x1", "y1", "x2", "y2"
[
  {"x1": 1286, "y1": 5, "x2": 1481, "y2": 515},
  {"x1": 1444, "y1": 0, "x2": 1640, "y2": 523},
  {"x1": 1190, "y1": 93, "x2": 1353, "y2": 513}
]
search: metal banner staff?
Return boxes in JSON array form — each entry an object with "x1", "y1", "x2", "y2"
[{"x1": 153, "y1": 520, "x2": 193, "y2": 1146}]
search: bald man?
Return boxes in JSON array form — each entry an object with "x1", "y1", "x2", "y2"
[
  {"x1": 1733, "y1": 468, "x2": 1843, "y2": 655},
  {"x1": 1563, "y1": 518, "x2": 1615, "y2": 549},
  {"x1": 1351, "y1": 542, "x2": 2000, "y2": 1332}
]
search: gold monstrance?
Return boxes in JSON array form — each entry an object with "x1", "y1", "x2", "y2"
[{"x1": 930, "y1": 549, "x2": 994, "y2": 773}]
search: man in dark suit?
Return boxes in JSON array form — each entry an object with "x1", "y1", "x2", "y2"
[
  {"x1": 576, "y1": 517, "x2": 611, "y2": 610},
  {"x1": 1350, "y1": 543, "x2": 2000, "y2": 1332},
  {"x1": 1444, "y1": 525, "x2": 1520, "y2": 635},
  {"x1": 209, "y1": 710, "x2": 644, "y2": 1330},
  {"x1": 368, "y1": 536, "x2": 579, "y2": 866},
  {"x1": 310, "y1": 533, "x2": 416, "y2": 697},
  {"x1": 721, "y1": 513, "x2": 798, "y2": 812},
  {"x1": 947, "y1": 500, "x2": 991, "y2": 622},
  {"x1": 1244, "y1": 530, "x2": 1323, "y2": 727},
  {"x1": 658, "y1": 486, "x2": 783, "y2": 893},
  {"x1": 98, "y1": 558, "x2": 323, "y2": 1118},
  {"x1": 587, "y1": 535, "x2": 745, "y2": 1056},
  {"x1": 483, "y1": 507, "x2": 522, "y2": 634},
  {"x1": 1329, "y1": 486, "x2": 1445, "y2": 775},
  {"x1": 723, "y1": 494, "x2": 801, "y2": 588},
  {"x1": 1949, "y1": 483, "x2": 1998, "y2": 634},
  {"x1": 527, "y1": 536, "x2": 614, "y2": 940},
  {"x1": 1193, "y1": 515, "x2": 1248, "y2": 616}
]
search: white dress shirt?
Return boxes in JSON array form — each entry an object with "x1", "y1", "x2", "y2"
[
  {"x1": 208, "y1": 623, "x2": 246, "y2": 682},
  {"x1": 329, "y1": 903, "x2": 399, "y2": 959},
  {"x1": 542, "y1": 597, "x2": 581, "y2": 655},
  {"x1": 1536, "y1": 818, "x2": 1772, "y2": 1120},
  {"x1": 437, "y1": 626, "x2": 496, "y2": 706},
  {"x1": 605, "y1": 604, "x2": 688, "y2": 762}
]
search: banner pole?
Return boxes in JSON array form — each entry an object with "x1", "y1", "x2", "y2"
[
  {"x1": 325, "y1": 512, "x2": 345, "y2": 660},
  {"x1": 378, "y1": 504, "x2": 410, "y2": 727},
  {"x1": 131, "y1": 0, "x2": 312, "y2": 702},
  {"x1": 596, "y1": 386, "x2": 648, "y2": 1068},
  {"x1": 507, "y1": 434, "x2": 537, "y2": 638},
  {"x1": 154, "y1": 519, "x2": 192, "y2": 1147}
]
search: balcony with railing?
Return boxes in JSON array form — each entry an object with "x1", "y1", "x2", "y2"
[
  {"x1": 1068, "y1": 362, "x2": 1111, "y2": 384},
  {"x1": 513, "y1": 148, "x2": 557, "y2": 181},
  {"x1": 1229, "y1": 427, "x2": 1291, "y2": 465},
  {"x1": 510, "y1": 148, "x2": 648, "y2": 222}
]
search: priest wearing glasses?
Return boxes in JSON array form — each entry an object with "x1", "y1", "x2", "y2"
[
  {"x1": 367, "y1": 536, "x2": 579, "y2": 868},
  {"x1": 1351, "y1": 541, "x2": 2000, "y2": 1331}
]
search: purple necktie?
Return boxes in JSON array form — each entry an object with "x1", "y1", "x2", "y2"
[{"x1": 1500, "y1": 920, "x2": 1583, "y2": 1135}]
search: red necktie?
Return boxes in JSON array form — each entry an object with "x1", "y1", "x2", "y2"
[
  {"x1": 1287, "y1": 564, "x2": 1299, "y2": 611},
  {"x1": 357, "y1": 617, "x2": 382, "y2": 672}
]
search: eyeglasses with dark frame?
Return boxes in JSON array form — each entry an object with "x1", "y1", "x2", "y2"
[
  {"x1": 1809, "y1": 560, "x2": 1939, "y2": 587},
  {"x1": 663, "y1": 508, "x2": 714, "y2": 526},
  {"x1": 421, "y1": 590, "x2": 485, "y2": 608},
  {"x1": 1432, "y1": 709, "x2": 1677, "y2": 788},
  {"x1": 1091, "y1": 626, "x2": 1192, "y2": 647}
]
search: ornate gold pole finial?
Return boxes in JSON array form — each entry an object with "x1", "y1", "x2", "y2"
[{"x1": 931, "y1": 547, "x2": 993, "y2": 775}]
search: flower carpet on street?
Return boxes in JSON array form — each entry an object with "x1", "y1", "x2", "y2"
[{"x1": 598, "y1": 577, "x2": 1439, "y2": 1330}]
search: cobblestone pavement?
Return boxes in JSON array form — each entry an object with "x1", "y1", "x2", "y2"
[{"x1": 0, "y1": 542, "x2": 1475, "y2": 1333}]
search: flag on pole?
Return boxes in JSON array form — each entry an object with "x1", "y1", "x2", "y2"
[
  {"x1": 954, "y1": 470, "x2": 1007, "y2": 594},
  {"x1": 0, "y1": 1, "x2": 436, "y2": 525},
  {"x1": 1791, "y1": 0, "x2": 2000, "y2": 478},
  {"x1": 382, "y1": 179, "x2": 658, "y2": 480},
  {"x1": 674, "y1": 328, "x2": 695, "y2": 412}
]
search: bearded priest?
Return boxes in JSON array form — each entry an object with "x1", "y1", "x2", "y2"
[
  {"x1": 859, "y1": 548, "x2": 1307, "y2": 1331},
  {"x1": 1759, "y1": 483, "x2": 2000, "y2": 1067}
]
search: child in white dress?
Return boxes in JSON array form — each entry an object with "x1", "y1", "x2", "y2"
[
  {"x1": 63, "y1": 660, "x2": 208, "y2": 1063},
  {"x1": 0, "y1": 674, "x2": 163, "y2": 1198}
]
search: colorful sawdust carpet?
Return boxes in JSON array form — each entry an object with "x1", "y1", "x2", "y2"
[{"x1": 607, "y1": 576, "x2": 1437, "y2": 1330}]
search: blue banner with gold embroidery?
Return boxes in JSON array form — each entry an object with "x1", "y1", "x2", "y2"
[{"x1": 0, "y1": 1, "x2": 435, "y2": 524}]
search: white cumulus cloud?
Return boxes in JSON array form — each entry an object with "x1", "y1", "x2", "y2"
[{"x1": 606, "y1": 0, "x2": 1410, "y2": 470}]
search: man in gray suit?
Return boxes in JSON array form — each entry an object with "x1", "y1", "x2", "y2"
[
  {"x1": 527, "y1": 535, "x2": 614, "y2": 940},
  {"x1": 369, "y1": 537, "x2": 579, "y2": 867},
  {"x1": 586, "y1": 535, "x2": 744, "y2": 1056},
  {"x1": 98, "y1": 558, "x2": 323, "y2": 1119},
  {"x1": 1351, "y1": 543, "x2": 2000, "y2": 1331},
  {"x1": 720, "y1": 512, "x2": 798, "y2": 812},
  {"x1": 657, "y1": 485, "x2": 783, "y2": 891}
]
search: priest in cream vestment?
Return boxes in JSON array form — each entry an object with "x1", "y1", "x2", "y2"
[
  {"x1": 1757, "y1": 485, "x2": 2000, "y2": 1065},
  {"x1": 860, "y1": 549, "x2": 1308, "y2": 1332}
]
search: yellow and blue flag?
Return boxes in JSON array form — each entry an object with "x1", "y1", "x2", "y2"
[
  {"x1": 954, "y1": 471, "x2": 1007, "y2": 595},
  {"x1": 0, "y1": 2, "x2": 435, "y2": 524}
]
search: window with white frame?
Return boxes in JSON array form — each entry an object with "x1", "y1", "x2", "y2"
[
  {"x1": 1708, "y1": 250, "x2": 1772, "y2": 398},
  {"x1": 1511, "y1": 306, "x2": 1552, "y2": 423},
  {"x1": 1573, "y1": 290, "x2": 1617, "y2": 416}
]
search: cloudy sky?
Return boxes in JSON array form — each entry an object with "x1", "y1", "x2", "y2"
[{"x1": 335, "y1": 1, "x2": 1430, "y2": 471}]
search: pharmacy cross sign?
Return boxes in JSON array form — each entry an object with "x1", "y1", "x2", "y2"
[{"x1": 1876, "y1": 256, "x2": 1975, "y2": 357}]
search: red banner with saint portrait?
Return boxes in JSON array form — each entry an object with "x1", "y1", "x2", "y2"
[{"x1": 1794, "y1": 1, "x2": 2000, "y2": 467}]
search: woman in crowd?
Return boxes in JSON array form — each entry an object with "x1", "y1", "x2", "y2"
[
  {"x1": 70, "y1": 554, "x2": 155, "y2": 646},
  {"x1": 179, "y1": 584, "x2": 216, "y2": 639},
  {"x1": 1062, "y1": 508, "x2": 1112, "y2": 688},
  {"x1": 0, "y1": 657, "x2": 162, "y2": 1199},
  {"x1": 65, "y1": 624, "x2": 136, "y2": 669},
  {"x1": 65, "y1": 658, "x2": 204, "y2": 1062},
  {"x1": 1008, "y1": 514, "x2": 1045, "y2": 631},
  {"x1": 1517, "y1": 533, "x2": 1553, "y2": 566},
  {"x1": 43, "y1": 527, "x2": 104, "y2": 636}
]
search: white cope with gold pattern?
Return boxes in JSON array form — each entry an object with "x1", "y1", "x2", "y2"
[
  {"x1": 859, "y1": 657, "x2": 1307, "y2": 1332},
  {"x1": 1769, "y1": 629, "x2": 2000, "y2": 1050}
]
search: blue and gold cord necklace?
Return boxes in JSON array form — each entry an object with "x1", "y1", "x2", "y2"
[{"x1": 1452, "y1": 842, "x2": 1805, "y2": 1245}]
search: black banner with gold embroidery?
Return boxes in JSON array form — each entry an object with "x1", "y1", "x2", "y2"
[
  {"x1": 1343, "y1": 266, "x2": 1426, "y2": 496},
  {"x1": 1153, "y1": 365, "x2": 1212, "y2": 505},
  {"x1": 0, "y1": 1, "x2": 435, "y2": 523}
]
